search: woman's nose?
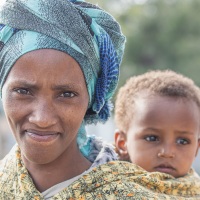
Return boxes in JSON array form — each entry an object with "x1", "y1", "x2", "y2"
[
  {"x1": 158, "y1": 145, "x2": 175, "y2": 158},
  {"x1": 28, "y1": 100, "x2": 57, "y2": 128}
]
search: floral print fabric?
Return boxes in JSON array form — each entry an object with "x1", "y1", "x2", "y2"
[{"x1": 0, "y1": 145, "x2": 200, "y2": 199}]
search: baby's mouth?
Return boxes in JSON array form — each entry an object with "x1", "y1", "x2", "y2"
[{"x1": 154, "y1": 164, "x2": 176, "y2": 175}]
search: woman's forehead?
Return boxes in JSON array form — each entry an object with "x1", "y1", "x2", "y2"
[{"x1": 5, "y1": 49, "x2": 86, "y2": 87}]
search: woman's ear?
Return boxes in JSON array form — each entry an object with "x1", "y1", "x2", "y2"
[{"x1": 114, "y1": 129, "x2": 129, "y2": 161}]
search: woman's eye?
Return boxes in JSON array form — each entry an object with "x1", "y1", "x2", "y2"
[
  {"x1": 145, "y1": 135, "x2": 159, "y2": 142},
  {"x1": 177, "y1": 138, "x2": 189, "y2": 145},
  {"x1": 14, "y1": 88, "x2": 30, "y2": 95},
  {"x1": 60, "y1": 92, "x2": 75, "y2": 98}
]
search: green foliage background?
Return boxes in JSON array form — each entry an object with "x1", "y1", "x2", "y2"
[{"x1": 89, "y1": 0, "x2": 200, "y2": 89}]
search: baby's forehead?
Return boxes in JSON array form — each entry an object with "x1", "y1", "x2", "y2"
[
  {"x1": 131, "y1": 93, "x2": 199, "y2": 124},
  {"x1": 134, "y1": 93, "x2": 200, "y2": 115}
]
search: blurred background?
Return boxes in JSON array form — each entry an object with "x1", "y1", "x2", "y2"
[{"x1": 0, "y1": 0, "x2": 199, "y2": 174}]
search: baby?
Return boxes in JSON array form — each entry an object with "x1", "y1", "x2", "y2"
[{"x1": 115, "y1": 70, "x2": 200, "y2": 178}]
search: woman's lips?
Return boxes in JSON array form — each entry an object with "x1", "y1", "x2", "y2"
[{"x1": 25, "y1": 130, "x2": 59, "y2": 142}]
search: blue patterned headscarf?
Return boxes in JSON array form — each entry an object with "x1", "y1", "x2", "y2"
[{"x1": 0, "y1": 0, "x2": 125, "y2": 156}]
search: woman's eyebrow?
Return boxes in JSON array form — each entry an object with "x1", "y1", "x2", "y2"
[
  {"x1": 9, "y1": 80, "x2": 38, "y2": 89},
  {"x1": 51, "y1": 84, "x2": 82, "y2": 91},
  {"x1": 9, "y1": 80, "x2": 83, "y2": 91}
]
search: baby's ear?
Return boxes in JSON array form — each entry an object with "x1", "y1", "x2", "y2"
[{"x1": 114, "y1": 129, "x2": 129, "y2": 161}]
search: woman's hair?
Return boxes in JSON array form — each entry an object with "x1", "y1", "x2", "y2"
[{"x1": 115, "y1": 70, "x2": 200, "y2": 132}]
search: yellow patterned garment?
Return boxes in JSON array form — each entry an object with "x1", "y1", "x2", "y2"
[{"x1": 0, "y1": 146, "x2": 200, "y2": 200}]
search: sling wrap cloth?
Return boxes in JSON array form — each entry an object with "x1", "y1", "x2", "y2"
[{"x1": 0, "y1": 146, "x2": 200, "y2": 200}]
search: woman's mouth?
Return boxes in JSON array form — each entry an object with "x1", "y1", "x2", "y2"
[{"x1": 25, "y1": 130, "x2": 59, "y2": 143}]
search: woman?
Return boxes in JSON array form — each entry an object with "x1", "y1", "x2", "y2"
[
  {"x1": 0, "y1": 0, "x2": 127, "y2": 199},
  {"x1": 1, "y1": 1, "x2": 199, "y2": 200}
]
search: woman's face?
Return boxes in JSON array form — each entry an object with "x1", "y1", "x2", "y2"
[{"x1": 2, "y1": 49, "x2": 89, "y2": 164}]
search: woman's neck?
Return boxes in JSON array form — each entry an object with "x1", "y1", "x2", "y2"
[{"x1": 22, "y1": 146, "x2": 91, "y2": 192}]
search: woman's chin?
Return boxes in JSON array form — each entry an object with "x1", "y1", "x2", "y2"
[{"x1": 20, "y1": 142, "x2": 64, "y2": 165}]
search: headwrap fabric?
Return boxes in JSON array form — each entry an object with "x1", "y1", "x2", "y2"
[
  {"x1": 0, "y1": 0, "x2": 125, "y2": 152},
  {"x1": 0, "y1": 0, "x2": 125, "y2": 123}
]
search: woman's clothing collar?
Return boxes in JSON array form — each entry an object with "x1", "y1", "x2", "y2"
[{"x1": 0, "y1": 138, "x2": 118, "y2": 199}]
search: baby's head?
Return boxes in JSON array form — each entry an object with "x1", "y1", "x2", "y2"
[{"x1": 115, "y1": 70, "x2": 200, "y2": 178}]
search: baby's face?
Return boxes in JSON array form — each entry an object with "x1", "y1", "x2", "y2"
[{"x1": 119, "y1": 94, "x2": 200, "y2": 178}]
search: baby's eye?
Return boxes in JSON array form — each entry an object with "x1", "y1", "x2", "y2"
[
  {"x1": 176, "y1": 138, "x2": 189, "y2": 145},
  {"x1": 60, "y1": 92, "x2": 75, "y2": 98},
  {"x1": 14, "y1": 88, "x2": 30, "y2": 95},
  {"x1": 145, "y1": 135, "x2": 159, "y2": 142}
]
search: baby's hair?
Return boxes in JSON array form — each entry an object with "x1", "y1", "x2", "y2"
[{"x1": 115, "y1": 70, "x2": 200, "y2": 133}]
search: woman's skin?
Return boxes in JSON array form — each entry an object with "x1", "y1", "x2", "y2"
[{"x1": 2, "y1": 49, "x2": 91, "y2": 192}]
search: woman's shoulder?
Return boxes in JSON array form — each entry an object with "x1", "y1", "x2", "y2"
[
  {"x1": 0, "y1": 145, "x2": 19, "y2": 198},
  {"x1": 0, "y1": 145, "x2": 16, "y2": 170}
]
